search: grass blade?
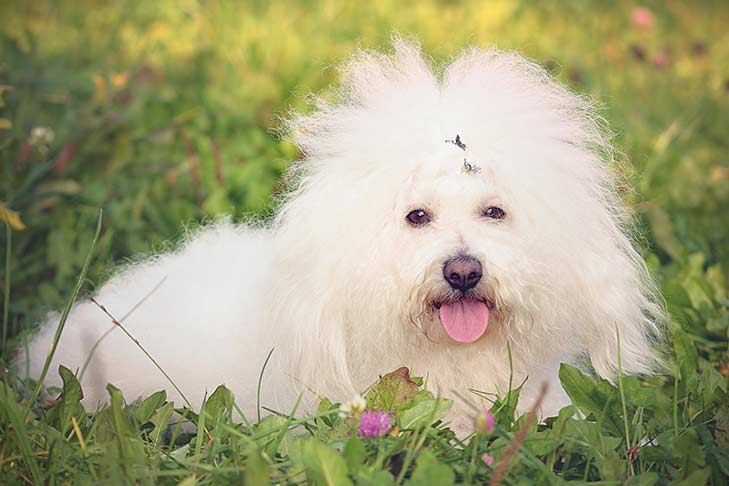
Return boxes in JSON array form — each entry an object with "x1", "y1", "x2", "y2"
[
  {"x1": 24, "y1": 209, "x2": 103, "y2": 418},
  {"x1": 257, "y1": 347, "x2": 274, "y2": 423},
  {"x1": 2, "y1": 221, "x2": 11, "y2": 355},
  {"x1": 616, "y1": 324, "x2": 633, "y2": 476},
  {"x1": 1, "y1": 382, "x2": 44, "y2": 484}
]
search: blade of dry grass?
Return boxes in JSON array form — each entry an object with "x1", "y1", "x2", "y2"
[{"x1": 78, "y1": 275, "x2": 168, "y2": 381}]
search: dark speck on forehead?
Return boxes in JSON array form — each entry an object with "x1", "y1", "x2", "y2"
[{"x1": 445, "y1": 134, "x2": 467, "y2": 151}]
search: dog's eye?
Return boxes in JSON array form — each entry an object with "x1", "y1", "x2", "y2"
[
  {"x1": 406, "y1": 209, "x2": 432, "y2": 227},
  {"x1": 483, "y1": 206, "x2": 506, "y2": 220}
]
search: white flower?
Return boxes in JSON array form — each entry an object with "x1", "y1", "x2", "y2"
[
  {"x1": 338, "y1": 394, "x2": 366, "y2": 418},
  {"x1": 29, "y1": 126, "x2": 55, "y2": 147}
]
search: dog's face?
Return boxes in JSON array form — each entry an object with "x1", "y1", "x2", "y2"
[
  {"x1": 397, "y1": 167, "x2": 506, "y2": 344},
  {"x1": 385, "y1": 144, "x2": 548, "y2": 346}
]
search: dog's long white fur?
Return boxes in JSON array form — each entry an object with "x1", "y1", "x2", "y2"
[{"x1": 22, "y1": 38, "x2": 664, "y2": 429}]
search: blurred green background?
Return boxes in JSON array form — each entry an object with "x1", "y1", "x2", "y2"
[{"x1": 0, "y1": 0, "x2": 727, "y2": 367}]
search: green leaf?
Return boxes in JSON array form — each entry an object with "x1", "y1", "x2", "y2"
[
  {"x1": 169, "y1": 443, "x2": 190, "y2": 461},
  {"x1": 56, "y1": 365, "x2": 86, "y2": 435},
  {"x1": 244, "y1": 445, "x2": 271, "y2": 485},
  {"x1": 149, "y1": 402, "x2": 175, "y2": 445},
  {"x1": 0, "y1": 384, "x2": 43, "y2": 485},
  {"x1": 622, "y1": 376, "x2": 657, "y2": 408},
  {"x1": 256, "y1": 415, "x2": 292, "y2": 456},
  {"x1": 106, "y1": 384, "x2": 147, "y2": 469},
  {"x1": 697, "y1": 364, "x2": 727, "y2": 404},
  {"x1": 343, "y1": 437, "x2": 366, "y2": 474},
  {"x1": 366, "y1": 367, "x2": 419, "y2": 412},
  {"x1": 593, "y1": 449, "x2": 623, "y2": 481},
  {"x1": 663, "y1": 281, "x2": 693, "y2": 312},
  {"x1": 559, "y1": 364, "x2": 622, "y2": 436},
  {"x1": 696, "y1": 423, "x2": 729, "y2": 482},
  {"x1": 205, "y1": 384, "x2": 234, "y2": 421},
  {"x1": 489, "y1": 385, "x2": 523, "y2": 429},
  {"x1": 715, "y1": 401, "x2": 729, "y2": 450},
  {"x1": 523, "y1": 429, "x2": 560, "y2": 456},
  {"x1": 623, "y1": 472, "x2": 659, "y2": 486},
  {"x1": 669, "y1": 324, "x2": 699, "y2": 395},
  {"x1": 316, "y1": 397, "x2": 341, "y2": 428},
  {"x1": 398, "y1": 398, "x2": 452, "y2": 430},
  {"x1": 177, "y1": 477, "x2": 198, "y2": 486},
  {"x1": 673, "y1": 428, "x2": 707, "y2": 473},
  {"x1": 291, "y1": 438, "x2": 353, "y2": 486},
  {"x1": 405, "y1": 450, "x2": 454, "y2": 486},
  {"x1": 354, "y1": 469, "x2": 395, "y2": 486},
  {"x1": 132, "y1": 390, "x2": 167, "y2": 425},
  {"x1": 564, "y1": 420, "x2": 623, "y2": 480},
  {"x1": 669, "y1": 467, "x2": 711, "y2": 486},
  {"x1": 559, "y1": 364, "x2": 604, "y2": 415}
]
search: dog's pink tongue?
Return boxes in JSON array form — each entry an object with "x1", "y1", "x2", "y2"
[{"x1": 439, "y1": 299, "x2": 489, "y2": 343}]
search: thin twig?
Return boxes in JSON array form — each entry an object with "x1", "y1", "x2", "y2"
[
  {"x1": 488, "y1": 382, "x2": 549, "y2": 486},
  {"x1": 88, "y1": 295, "x2": 192, "y2": 408},
  {"x1": 78, "y1": 275, "x2": 168, "y2": 381}
]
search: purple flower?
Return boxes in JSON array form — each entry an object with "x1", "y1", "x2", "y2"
[
  {"x1": 358, "y1": 410, "x2": 392, "y2": 438},
  {"x1": 482, "y1": 454, "x2": 494, "y2": 466},
  {"x1": 474, "y1": 409, "x2": 495, "y2": 435}
]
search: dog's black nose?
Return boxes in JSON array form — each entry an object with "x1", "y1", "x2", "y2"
[{"x1": 443, "y1": 255, "x2": 482, "y2": 292}]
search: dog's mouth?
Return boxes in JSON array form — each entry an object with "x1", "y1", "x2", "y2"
[{"x1": 432, "y1": 297, "x2": 493, "y2": 343}]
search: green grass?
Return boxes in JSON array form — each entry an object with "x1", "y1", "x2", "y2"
[{"x1": 1, "y1": 0, "x2": 728, "y2": 483}]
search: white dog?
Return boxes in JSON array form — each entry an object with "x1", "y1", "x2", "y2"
[{"x1": 22, "y1": 39, "x2": 664, "y2": 428}]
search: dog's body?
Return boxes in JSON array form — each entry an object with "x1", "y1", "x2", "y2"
[{"x1": 22, "y1": 39, "x2": 663, "y2": 429}]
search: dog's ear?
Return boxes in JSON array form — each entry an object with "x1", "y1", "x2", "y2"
[{"x1": 581, "y1": 238, "x2": 666, "y2": 381}]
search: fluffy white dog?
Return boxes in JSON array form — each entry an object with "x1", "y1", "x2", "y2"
[{"x1": 22, "y1": 39, "x2": 664, "y2": 428}]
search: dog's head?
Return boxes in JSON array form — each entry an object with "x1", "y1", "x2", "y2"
[{"x1": 275, "y1": 37, "x2": 664, "y2": 381}]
